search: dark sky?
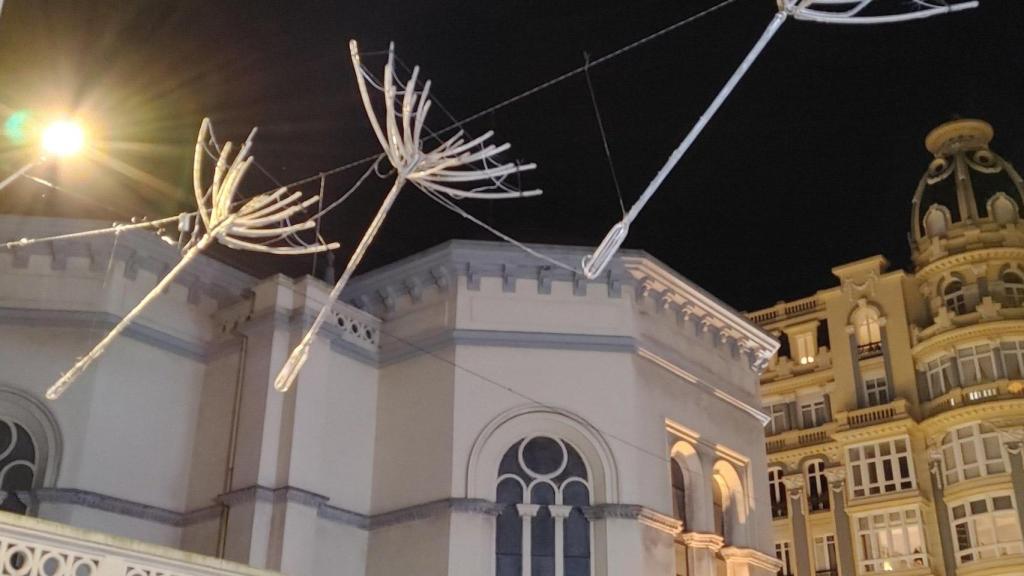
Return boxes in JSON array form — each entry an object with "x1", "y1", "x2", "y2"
[{"x1": 1, "y1": 0, "x2": 1022, "y2": 312}]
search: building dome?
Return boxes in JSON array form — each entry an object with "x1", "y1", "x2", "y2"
[{"x1": 911, "y1": 119, "x2": 1024, "y2": 267}]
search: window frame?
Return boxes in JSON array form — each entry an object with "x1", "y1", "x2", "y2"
[
  {"x1": 847, "y1": 437, "x2": 916, "y2": 498},
  {"x1": 855, "y1": 508, "x2": 928, "y2": 572},
  {"x1": 863, "y1": 376, "x2": 890, "y2": 407},
  {"x1": 944, "y1": 279, "x2": 968, "y2": 315},
  {"x1": 767, "y1": 404, "x2": 790, "y2": 436},
  {"x1": 813, "y1": 534, "x2": 838, "y2": 573},
  {"x1": 768, "y1": 467, "x2": 787, "y2": 519},
  {"x1": 775, "y1": 541, "x2": 793, "y2": 576},
  {"x1": 940, "y1": 423, "x2": 1008, "y2": 486},
  {"x1": 1003, "y1": 272, "x2": 1024, "y2": 308},
  {"x1": 1001, "y1": 340, "x2": 1024, "y2": 380},
  {"x1": 805, "y1": 460, "x2": 830, "y2": 513},
  {"x1": 950, "y1": 493, "x2": 1024, "y2": 565},
  {"x1": 926, "y1": 356, "x2": 954, "y2": 399},
  {"x1": 957, "y1": 344, "x2": 998, "y2": 387},
  {"x1": 800, "y1": 399, "x2": 828, "y2": 429}
]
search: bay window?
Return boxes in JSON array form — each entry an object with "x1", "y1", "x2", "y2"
[
  {"x1": 1001, "y1": 340, "x2": 1024, "y2": 379},
  {"x1": 856, "y1": 508, "x2": 927, "y2": 572},
  {"x1": 940, "y1": 422, "x2": 1007, "y2": 486},
  {"x1": 925, "y1": 356, "x2": 954, "y2": 399},
  {"x1": 847, "y1": 437, "x2": 915, "y2": 498},
  {"x1": 957, "y1": 344, "x2": 997, "y2": 386},
  {"x1": 951, "y1": 494, "x2": 1024, "y2": 564}
]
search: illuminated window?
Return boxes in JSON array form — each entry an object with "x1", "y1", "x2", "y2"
[
  {"x1": 944, "y1": 279, "x2": 967, "y2": 315},
  {"x1": 814, "y1": 534, "x2": 838, "y2": 574},
  {"x1": 1001, "y1": 341, "x2": 1024, "y2": 380},
  {"x1": 957, "y1": 344, "x2": 997, "y2": 386},
  {"x1": 856, "y1": 508, "x2": 927, "y2": 572},
  {"x1": 1003, "y1": 272, "x2": 1024, "y2": 308},
  {"x1": 806, "y1": 459, "x2": 830, "y2": 512},
  {"x1": 926, "y1": 357, "x2": 954, "y2": 399},
  {"x1": 863, "y1": 376, "x2": 889, "y2": 407},
  {"x1": 794, "y1": 331, "x2": 815, "y2": 365},
  {"x1": 775, "y1": 542, "x2": 793, "y2": 576},
  {"x1": 768, "y1": 467, "x2": 787, "y2": 519},
  {"x1": 941, "y1": 423, "x2": 1007, "y2": 486},
  {"x1": 847, "y1": 437, "x2": 915, "y2": 498},
  {"x1": 852, "y1": 306, "x2": 882, "y2": 357},
  {"x1": 951, "y1": 494, "x2": 1024, "y2": 564}
]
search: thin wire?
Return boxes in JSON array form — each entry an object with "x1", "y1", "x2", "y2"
[
  {"x1": 376, "y1": 324, "x2": 779, "y2": 505},
  {"x1": 421, "y1": 188, "x2": 580, "y2": 273},
  {"x1": 583, "y1": 52, "x2": 626, "y2": 216},
  {"x1": 443, "y1": 0, "x2": 746, "y2": 133}
]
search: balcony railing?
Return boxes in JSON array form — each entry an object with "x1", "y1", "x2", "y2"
[
  {"x1": 748, "y1": 296, "x2": 823, "y2": 325},
  {"x1": 765, "y1": 423, "x2": 837, "y2": 454},
  {"x1": 837, "y1": 398, "x2": 909, "y2": 430},
  {"x1": 923, "y1": 379, "x2": 1024, "y2": 417},
  {"x1": 857, "y1": 341, "x2": 883, "y2": 359},
  {"x1": 807, "y1": 492, "x2": 830, "y2": 513},
  {"x1": 0, "y1": 511, "x2": 278, "y2": 576},
  {"x1": 771, "y1": 500, "x2": 788, "y2": 520}
]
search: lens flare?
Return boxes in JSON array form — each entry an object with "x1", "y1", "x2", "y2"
[{"x1": 41, "y1": 120, "x2": 86, "y2": 157}]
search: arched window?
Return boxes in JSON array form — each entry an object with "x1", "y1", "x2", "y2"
[
  {"x1": 496, "y1": 436, "x2": 590, "y2": 576},
  {"x1": 940, "y1": 423, "x2": 1007, "y2": 486},
  {"x1": 1003, "y1": 272, "x2": 1024, "y2": 308},
  {"x1": 671, "y1": 459, "x2": 687, "y2": 528},
  {"x1": 851, "y1": 305, "x2": 882, "y2": 358},
  {"x1": 944, "y1": 279, "x2": 967, "y2": 315},
  {"x1": 805, "y1": 460, "x2": 830, "y2": 512},
  {"x1": 768, "y1": 467, "x2": 787, "y2": 519},
  {"x1": 0, "y1": 418, "x2": 36, "y2": 515}
]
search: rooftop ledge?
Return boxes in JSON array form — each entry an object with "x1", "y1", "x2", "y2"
[{"x1": 0, "y1": 511, "x2": 279, "y2": 576}]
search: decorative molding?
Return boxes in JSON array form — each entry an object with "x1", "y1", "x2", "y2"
[
  {"x1": 678, "y1": 531, "x2": 725, "y2": 551},
  {"x1": 217, "y1": 485, "x2": 328, "y2": 509},
  {"x1": 24, "y1": 489, "x2": 220, "y2": 527},
  {"x1": 584, "y1": 504, "x2": 682, "y2": 536},
  {"x1": 719, "y1": 546, "x2": 786, "y2": 571}
]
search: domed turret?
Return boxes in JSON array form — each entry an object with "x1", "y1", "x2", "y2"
[{"x1": 911, "y1": 119, "x2": 1024, "y2": 268}]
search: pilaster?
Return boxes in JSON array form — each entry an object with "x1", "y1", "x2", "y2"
[
  {"x1": 782, "y1": 476, "x2": 811, "y2": 576},
  {"x1": 680, "y1": 531, "x2": 724, "y2": 575},
  {"x1": 824, "y1": 468, "x2": 855, "y2": 576}
]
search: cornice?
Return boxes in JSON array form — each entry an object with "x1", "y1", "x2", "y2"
[
  {"x1": 830, "y1": 418, "x2": 917, "y2": 444},
  {"x1": 916, "y1": 246, "x2": 1024, "y2": 279},
  {"x1": 913, "y1": 319, "x2": 1024, "y2": 358},
  {"x1": 719, "y1": 546, "x2": 785, "y2": 571},
  {"x1": 919, "y1": 398, "x2": 1024, "y2": 435},
  {"x1": 844, "y1": 492, "x2": 931, "y2": 516}
]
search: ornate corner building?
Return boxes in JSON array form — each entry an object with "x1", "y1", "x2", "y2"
[{"x1": 749, "y1": 119, "x2": 1024, "y2": 576}]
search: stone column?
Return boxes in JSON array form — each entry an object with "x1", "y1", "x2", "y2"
[
  {"x1": 823, "y1": 468, "x2": 855, "y2": 576},
  {"x1": 846, "y1": 326, "x2": 865, "y2": 408},
  {"x1": 680, "y1": 532, "x2": 724, "y2": 576},
  {"x1": 549, "y1": 505, "x2": 573, "y2": 576},
  {"x1": 517, "y1": 504, "x2": 540, "y2": 576},
  {"x1": 927, "y1": 447, "x2": 957, "y2": 576},
  {"x1": 782, "y1": 476, "x2": 811, "y2": 576}
]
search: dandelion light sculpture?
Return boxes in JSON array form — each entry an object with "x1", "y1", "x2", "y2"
[
  {"x1": 580, "y1": 0, "x2": 979, "y2": 279},
  {"x1": 46, "y1": 118, "x2": 339, "y2": 400},
  {"x1": 272, "y1": 40, "x2": 541, "y2": 393}
]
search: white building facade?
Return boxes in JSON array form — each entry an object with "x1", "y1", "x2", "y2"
[{"x1": 0, "y1": 216, "x2": 780, "y2": 576}]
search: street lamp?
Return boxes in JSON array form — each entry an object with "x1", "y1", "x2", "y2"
[{"x1": 0, "y1": 118, "x2": 86, "y2": 192}]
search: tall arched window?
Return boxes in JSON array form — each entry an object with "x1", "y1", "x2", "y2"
[
  {"x1": 0, "y1": 418, "x2": 36, "y2": 515},
  {"x1": 496, "y1": 436, "x2": 590, "y2": 576},
  {"x1": 671, "y1": 459, "x2": 687, "y2": 528},
  {"x1": 1003, "y1": 272, "x2": 1024, "y2": 308},
  {"x1": 805, "y1": 460, "x2": 830, "y2": 512},
  {"x1": 712, "y1": 478, "x2": 725, "y2": 538},
  {"x1": 768, "y1": 468, "x2": 787, "y2": 519},
  {"x1": 940, "y1": 423, "x2": 1007, "y2": 486},
  {"x1": 944, "y1": 279, "x2": 967, "y2": 315},
  {"x1": 851, "y1": 305, "x2": 882, "y2": 357}
]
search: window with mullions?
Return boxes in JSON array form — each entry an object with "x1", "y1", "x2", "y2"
[
  {"x1": 768, "y1": 468, "x2": 787, "y2": 519},
  {"x1": 1003, "y1": 272, "x2": 1024, "y2": 308},
  {"x1": 951, "y1": 494, "x2": 1024, "y2": 564},
  {"x1": 775, "y1": 542, "x2": 793, "y2": 576},
  {"x1": 957, "y1": 344, "x2": 997, "y2": 386},
  {"x1": 863, "y1": 377, "x2": 889, "y2": 407},
  {"x1": 852, "y1": 306, "x2": 882, "y2": 357},
  {"x1": 944, "y1": 279, "x2": 967, "y2": 315},
  {"x1": 496, "y1": 436, "x2": 590, "y2": 576},
  {"x1": 0, "y1": 418, "x2": 36, "y2": 515},
  {"x1": 847, "y1": 437, "x2": 915, "y2": 498},
  {"x1": 856, "y1": 508, "x2": 927, "y2": 572},
  {"x1": 766, "y1": 404, "x2": 789, "y2": 436},
  {"x1": 814, "y1": 534, "x2": 838, "y2": 575},
  {"x1": 806, "y1": 460, "x2": 830, "y2": 512},
  {"x1": 800, "y1": 400, "x2": 828, "y2": 429},
  {"x1": 941, "y1": 423, "x2": 1007, "y2": 486},
  {"x1": 1001, "y1": 341, "x2": 1024, "y2": 380},
  {"x1": 926, "y1": 357, "x2": 954, "y2": 399}
]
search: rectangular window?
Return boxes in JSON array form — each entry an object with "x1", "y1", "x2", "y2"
[
  {"x1": 767, "y1": 404, "x2": 790, "y2": 436},
  {"x1": 775, "y1": 542, "x2": 793, "y2": 576},
  {"x1": 800, "y1": 399, "x2": 828, "y2": 429},
  {"x1": 950, "y1": 494, "x2": 1024, "y2": 564},
  {"x1": 795, "y1": 332, "x2": 815, "y2": 365},
  {"x1": 856, "y1": 508, "x2": 927, "y2": 572},
  {"x1": 847, "y1": 437, "x2": 916, "y2": 498},
  {"x1": 1002, "y1": 341, "x2": 1024, "y2": 380},
  {"x1": 814, "y1": 534, "x2": 838, "y2": 573},
  {"x1": 926, "y1": 357, "x2": 954, "y2": 399},
  {"x1": 958, "y1": 344, "x2": 997, "y2": 386},
  {"x1": 864, "y1": 376, "x2": 889, "y2": 407}
]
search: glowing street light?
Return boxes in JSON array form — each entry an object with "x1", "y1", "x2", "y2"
[{"x1": 0, "y1": 118, "x2": 87, "y2": 192}]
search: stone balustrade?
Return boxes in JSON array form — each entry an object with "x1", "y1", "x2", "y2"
[{"x1": 0, "y1": 512, "x2": 277, "y2": 576}]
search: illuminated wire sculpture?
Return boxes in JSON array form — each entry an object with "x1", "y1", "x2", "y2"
[
  {"x1": 272, "y1": 40, "x2": 541, "y2": 393},
  {"x1": 580, "y1": 0, "x2": 979, "y2": 279},
  {"x1": 46, "y1": 118, "x2": 338, "y2": 400}
]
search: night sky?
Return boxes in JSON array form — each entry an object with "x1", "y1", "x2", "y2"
[{"x1": 1, "y1": 0, "x2": 1022, "y2": 312}]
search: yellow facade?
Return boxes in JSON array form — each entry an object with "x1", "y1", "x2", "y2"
[{"x1": 749, "y1": 120, "x2": 1024, "y2": 576}]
